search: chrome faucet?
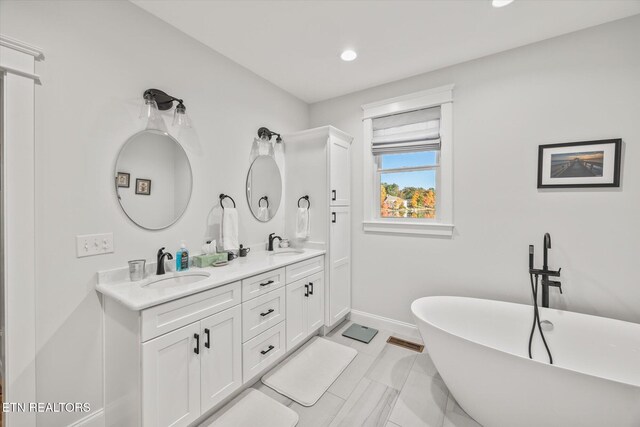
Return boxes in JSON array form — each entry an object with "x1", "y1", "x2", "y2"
[
  {"x1": 268, "y1": 233, "x2": 282, "y2": 251},
  {"x1": 156, "y1": 247, "x2": 173, "y2": 275}
]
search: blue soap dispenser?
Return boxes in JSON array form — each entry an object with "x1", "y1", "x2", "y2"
[{"x1": 176, "y1": 242, "x2": 189, "y2": 271}]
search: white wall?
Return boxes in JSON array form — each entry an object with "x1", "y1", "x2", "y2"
[
  {"x1": 310, "y1": 15, "x2": 640, "y2": 326},
  {"x1": 0, "y1": 1, "x2": 308, "y2": 425}
]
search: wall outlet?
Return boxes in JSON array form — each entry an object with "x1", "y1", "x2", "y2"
[{"x1": 76, "y1": 233, "x2": 114, "y2": 258}]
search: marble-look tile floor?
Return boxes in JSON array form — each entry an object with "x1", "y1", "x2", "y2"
[{"x1": 250, "y1": 320, "x2": 482, "y2": 427}]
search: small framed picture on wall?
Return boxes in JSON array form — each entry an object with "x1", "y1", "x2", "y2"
[
  {"x1": 116, "y1": 172, "x2": 130, "y2": 188},
  {"x1": 537, "y1": 139, "x2": 621, "y2": 188},
  {"x1": 135, "y1": 178, "x2": 152, "y2": 195}
]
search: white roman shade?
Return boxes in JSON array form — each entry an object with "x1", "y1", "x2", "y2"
[{"x1": 371, "y1": 106, "x2": 440, "y2": 155}]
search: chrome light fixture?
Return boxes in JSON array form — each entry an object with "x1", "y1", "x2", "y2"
[{"x1": 140, "y1": 88, "x2": 191, "y2": 131}]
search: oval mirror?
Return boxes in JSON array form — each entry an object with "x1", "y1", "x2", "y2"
[
  {"x1": 246, "y1": 155, "x2": 282, "y2": 222},
  {"x1": 115, "y1": 130, "x2": 192, "y2": 230}
]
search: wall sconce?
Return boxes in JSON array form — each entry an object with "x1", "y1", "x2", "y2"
[
  {"x1": 139, "y1": 88, "x2": 191, "y2": 132},
  {"x1": 257, "y1": 127, "x2": 282, "y2": 144},
  {"x1": 250, "y1": 127, "x2": 283, "y2": 160}
]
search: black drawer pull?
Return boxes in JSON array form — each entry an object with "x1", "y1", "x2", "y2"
[
  {"x1": 261, "y1": 345, "x2": 275, "y2": 355},
  {"x1": 309, "y1": 282, "x2": 314, "y2": 295},
  {"x1": 304, "y1": 284, "x2": 309, "y2": 297},
  {"x1": 194, "y1": 333, "x2": 200, "y2": 355},
  {"x1": 260, "y1": 308, "x2": 275, "y2": 317},
  {"x1": 204, "y1": 328, "x2": 210, "y2": 348},
  {"x1": 332, "y1": 190, "x2": 337, "y2": 201},
  {"x1": 259, "y1": 280, "x2": 274, "y2": 287},
  {"x1": 332, "y1": 212, "x2": 336, "y2": 223}
]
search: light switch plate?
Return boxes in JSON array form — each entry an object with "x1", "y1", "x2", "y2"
[{"x1": 76, "y1": 233, "x2": 114, "y2": 258}]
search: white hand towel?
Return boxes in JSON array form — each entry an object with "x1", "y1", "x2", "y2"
[
  {"x1": 295, "y1": 207, "x2": 310, "y2": 239},
  {"x1": 222, "y1": 208, "x2": 239, "y2": 251},
  {"x1": 257, "y1": 206, "x2": 270, "y2": 221}
]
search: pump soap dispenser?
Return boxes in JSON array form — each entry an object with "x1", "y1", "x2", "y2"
[{"x1": 176, "y1": 242, "x2": 189, "y2": 271}]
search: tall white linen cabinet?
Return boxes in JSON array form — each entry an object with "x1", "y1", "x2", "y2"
[{"x1": 284, "y1": 126, "x2": 353, "y2": 329}]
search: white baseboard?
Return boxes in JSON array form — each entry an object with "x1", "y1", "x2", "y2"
[
  {"x1": 349, "y1": 309, "x2": 421, "y2": 340},
  {"x1": 68, "y1": 409, "x2": 104, "y2": 427}
]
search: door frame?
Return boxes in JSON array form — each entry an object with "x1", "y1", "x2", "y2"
[{"x1": 0, "y1": 34, "x2": 43, "y2": 426}]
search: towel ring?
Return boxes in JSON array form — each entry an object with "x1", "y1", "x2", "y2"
[
  {"x1": 259, "y1": 196, "x2": 269, "y2": 208},
  {"x1": 219, "y1": 193, "x2": 236, "y2": 209},
  {"x1": 297, "y1": 195, "x2": 310, "y2": 209}
]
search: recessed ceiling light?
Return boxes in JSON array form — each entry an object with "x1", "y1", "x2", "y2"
[
  {"x1": 492, "y1": 0, "x2": 514, "y2": 7},
  {"x1": 340, "y1": 50, "x2": 357, "y2": 62}
]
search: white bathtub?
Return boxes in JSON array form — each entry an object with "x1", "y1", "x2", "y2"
[{"x1": 411, "y1": 296, "x2": 640, "y2": 427}]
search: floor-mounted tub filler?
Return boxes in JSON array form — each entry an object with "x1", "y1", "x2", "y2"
[{"x1": 411, "y1": 296, "x2": 640, "y2": 427}]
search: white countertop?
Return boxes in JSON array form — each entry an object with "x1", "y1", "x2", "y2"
[{"x1": 96, "y1": 249, "x2": 325, "y2": 311}]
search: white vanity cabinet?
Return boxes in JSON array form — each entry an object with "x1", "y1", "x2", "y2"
[
  {"x1": 142, "y1": 305, "x2": 242, "y2": 427},
  {"x1": 101, "y1": 251, "x2": 326, "y2": 427},
  {"x1": 286, "y1": 272, "x2": 324, "y2": 351},
  {"x1": 285, "y1": 126, "x2": 353, "y2": 329},
  {"x1": 105, "y1": 283, "x2": 243, "y2": 427}
]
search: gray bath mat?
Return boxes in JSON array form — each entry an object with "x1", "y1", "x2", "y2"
[{"x1": 342, "y1": 323, "x2": 378, "y2": 343}]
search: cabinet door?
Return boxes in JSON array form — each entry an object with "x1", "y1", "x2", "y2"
[
  {"x1": 329, "y1": 207, "x2": 351, "y2": 326},
  {"x1": 329, "y1": 137, "x2": 351, "y2": 206},
  {"x1": 306, "y1": 272, "x2": 325, "y2": 332},
  {"x1": 200, "y1": 305, "x2": 242, "y2": 414},
  {"x1": 142, "y1": 322, "x2": 201, "y2": 427},
  {"x1": 286, "y1": 279, "x2": 308, "y2": 351}
]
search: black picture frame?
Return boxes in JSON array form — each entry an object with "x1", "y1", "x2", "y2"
[
  {"x1": 135, "y1": 178, "x2": 152, "y2": 195},
  {"x1": 537, "y1": 139, "x2": 621, "y2": 189},
  {"x1": 116, "y1": 172, "x2": 130, "y2": 188}
]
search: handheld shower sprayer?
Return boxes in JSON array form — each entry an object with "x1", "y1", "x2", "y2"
[
  {"x1": 529, "y1": 245, "x2": 534, "y2": 271},
  {"x1": 543, "y1": 233, "x2": 551, "y2": 270}
]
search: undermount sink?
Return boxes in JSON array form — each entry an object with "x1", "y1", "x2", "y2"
[
  {"x1": 142, "y1": 272, "x2": 210, "y2": 289},
  {"x1": 270, "y1": 249, "x2": 305, "y2": 256}
]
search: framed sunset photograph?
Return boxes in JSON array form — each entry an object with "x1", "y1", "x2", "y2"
[{"x1": 538, "y1": 139, "x2": 621, "y2": 188}]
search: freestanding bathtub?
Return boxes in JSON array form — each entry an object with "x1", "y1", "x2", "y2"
[{"x1": 411, "y1": 296, "x2": 640, "y2": 427}]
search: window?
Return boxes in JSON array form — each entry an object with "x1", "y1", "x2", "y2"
[
  {"x1": 362, "y1": 85, "x2": 454, "y2": 237},
  {"x1": 378, "y1": 151, "x2": 438, "y2": 219}
]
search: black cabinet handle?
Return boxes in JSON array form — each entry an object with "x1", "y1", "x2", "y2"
[
  {"x1": 332, "y1": 190, "x2": 337, "y2": 201},
  {"x1": 259, "y1": 280, "x2": 274, "y2": 287},
  {"x1": 204, "y1": 328, "x2": 210, "y2": 349},
  {"x1": 309, "y1": 282, "x2": 314, "y2": 295},
  {"x1": 332, "y1": 212, "x2": 336, "y2": 223},
  {"x1": 304, "y1": 284, "x2": 309, "y2": 297},
  {"x1": 261, "y1": 345, "x2": 275, "y2": 355},
  {"x1": 194, "y1": 333, "x2": 200, "y2": 355},
  {"x1": 260, "y1": 308, "x2": 275, "y2": 317}
]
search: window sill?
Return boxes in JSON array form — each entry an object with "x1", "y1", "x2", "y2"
[{"x1": 362, "y1": 220, "x2": 454, "y2": 237}]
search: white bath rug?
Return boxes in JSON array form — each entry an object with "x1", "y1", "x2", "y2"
[
  {"x1": 262, "y1": 337, "x2": 358, "y2": 406},
  {"x1": 205, "y1": 389, "x2": 298, "y2": 427}
]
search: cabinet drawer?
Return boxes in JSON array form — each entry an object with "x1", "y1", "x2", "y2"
[
  {"x1": 242, "y1": 268, "x2": 285, "y2": 302},
  {"x1": 242, "y1": 322, "x2": 285, "y2": 384},
  {"x1": 242, "y1": 287, "x2": 285, "y2": 342},
  {"x1": 141, "y1": 282, "x2": 241, "y2": 342},
  {"x1": 285, "y1": 256, "x2": 324, "y2": 284}
]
